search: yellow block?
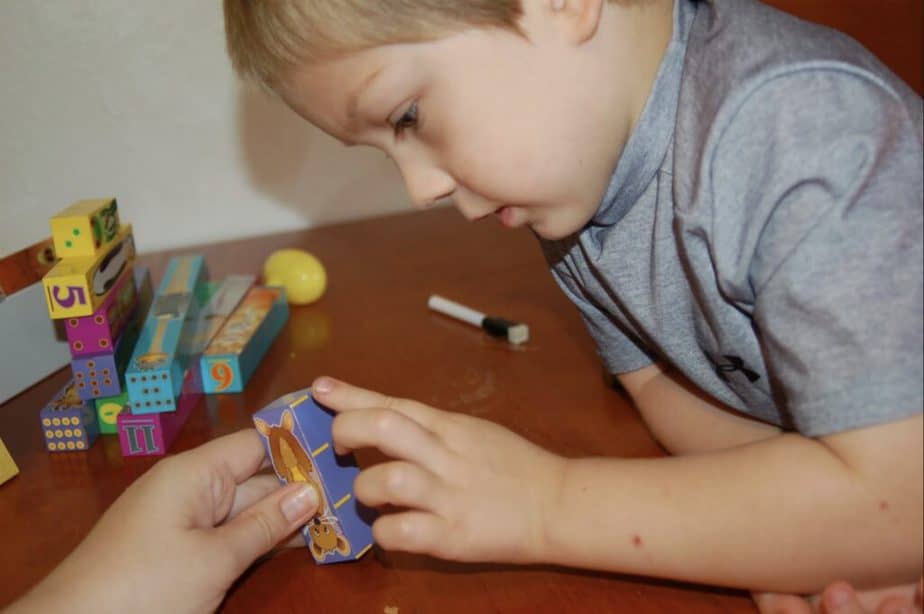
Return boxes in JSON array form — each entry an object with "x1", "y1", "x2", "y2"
[
  {"x1": 50, "y1": 198, "x2": 121, "y2": 259},
  {"x1": 42, "y1": 224, "x2": 135, "y2": 319},
  {"x1": 0, "y1": 436, "x2": 18, "y2": 485}
]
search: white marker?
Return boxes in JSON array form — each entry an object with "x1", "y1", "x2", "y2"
[{"x1": 427, "y1": 294, "x2": 530, "y2": 345}]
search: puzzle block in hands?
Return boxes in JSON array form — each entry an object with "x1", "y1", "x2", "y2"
[
  {"x1": 117, "y1": 370, "x2": 201, "y2": 456},
  {"x1": 49, "y1": 198, "x2": 121, "y2": 260},
  {"x1": 0, "y1": 437, "x2": 18, "y2": 485},
  {"x1": 40, "y1": 380, "x2": 100, "y2": 452},
  {"x1": 126, "y1": 255, "x2": 208, "y2": 413},
  {"x1": 201, "y1": 286, "x2": 288, "y2": 394},
  {"x1": 253, "y1": 390, "x2": 375, "y2": 564},
  {"x1": 65, "y1": 265, "x2": 152, "y2": 357},
  {"x1": 42, "y1": 224, "x2": 135, "y2": 319}
]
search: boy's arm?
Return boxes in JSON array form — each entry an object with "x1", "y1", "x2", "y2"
[
  {"x1": 618, "y1": 363, "x2": 782, "y2": 455},
  {"x1": 548, "y1": 408, "x2": 923, "y2": 592}
]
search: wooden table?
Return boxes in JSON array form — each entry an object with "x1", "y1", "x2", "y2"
[{"x1": 0, "y1": 208, "x2": 756, "y2": 613}]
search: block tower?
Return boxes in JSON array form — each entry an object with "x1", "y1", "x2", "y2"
[
  {"x1": 40, "y1": 198, "x2": 149, "y2": 451},
  {"x1": 118, "y1": 254, "x2": 211, "y2": 456}
]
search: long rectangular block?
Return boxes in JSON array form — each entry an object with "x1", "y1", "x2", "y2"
[
  {"x1": 49, "y1": 198, "x2": 121, "y2": 260},
  {"x1": 39, "y1": 380, "x2": 100, "y2": 452},
  {"x1": 0, "y1": 437, "x2": 18, "y2": 485},
  {"x1": 184, "y1": 275, "x2": 255, "y2": 355},
  {"x1": 0, "y1": 237, "x2": 57, "y2": 298},
  {"x1": 201, "y1": 286, "x2": 288, "y2": 394},
  {"x1": 253, "y1": 390, "x2": 374, "y2": 564},
  {"x1": 117, "y1": 372, "x2": 201, "y2": 456},
  {"x1": 125, "y1": 255, "x2": 208, "y2": 413},
  {"x1": 42, "y1": 224, "x2": 135, "y2": 319},
  {"x1": 65, "y1": 265, "x2": 152, "y2": 357},
  {"x1": 95, "y1": 390, "x2": 128, "y2": 435},
  {"x1": 71, "y1": 318, "x2": 142, "y2": 400}
]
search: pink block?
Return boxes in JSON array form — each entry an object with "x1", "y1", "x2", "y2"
[
  {"x1": 117, "y1": 372, "x2": 201, "y2": 457},
  {"x1": 65, "y1": 266, "x2": 151, "y2": 358}
]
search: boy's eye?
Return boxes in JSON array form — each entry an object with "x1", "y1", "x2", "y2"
[{"x1": 390, "y1": 101, "x2": 419, "y2": 137}]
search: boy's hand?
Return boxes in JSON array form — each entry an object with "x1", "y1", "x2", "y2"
[
  {"x1": 754, "y1": 577, "x2": 923, "y2": 614},
  {"x1": 8, "y1": 430, "x2": 319, "y2": 614},
  {"x1": 313, "y1": 376, "x2": 566, "y2": 564}
]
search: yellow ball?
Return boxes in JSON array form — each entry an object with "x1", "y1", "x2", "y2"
[{"x1": 263, "y1": 249, "x2": 327, "y2": 305}]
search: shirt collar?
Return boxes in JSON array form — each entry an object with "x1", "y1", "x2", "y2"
[{"x1": 591, "y1": 0, "x2": 697, "y2": 227}]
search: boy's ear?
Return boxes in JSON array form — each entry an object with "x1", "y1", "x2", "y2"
[{"x1": 551, "y1": 0, "x2": 605, "y2": 44}]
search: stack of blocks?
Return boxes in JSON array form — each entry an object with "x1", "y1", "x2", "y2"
[
  {"x1": 40, "y1": 198, "x2": 148, "y2": 451},
  {"x1": 118, "y1": 255, "x2": 211, "y2": 456},
  {"x1": 253, "y1": 390, "x2": 374, "y2": 564}
]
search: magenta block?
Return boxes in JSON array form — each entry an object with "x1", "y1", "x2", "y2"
[
  {"x1": 117, "y1": 371, "x2": 200, "y2": 457},
  {"x1": 65, "y1": 266, "x2": 151, "y2": 358}
]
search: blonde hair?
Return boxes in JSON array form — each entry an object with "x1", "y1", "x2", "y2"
[{"x1": 223, "y1": 1, "x2": 523, "y2": 92}]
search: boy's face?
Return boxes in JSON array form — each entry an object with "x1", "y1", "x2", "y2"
[{"x1": 279, "y1": 3, "x2": 645, "y2": 240}]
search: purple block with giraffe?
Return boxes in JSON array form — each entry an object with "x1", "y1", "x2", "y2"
[
  {"x1": 253, "y1": 389, "x2": 375, "y2": 564},
  {"x1": 39, "y1": 380, "x2": 100, "y2": 452}
]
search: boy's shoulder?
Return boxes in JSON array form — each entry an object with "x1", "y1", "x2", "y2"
[{"x1": 679, "y1": 0, "x2": 920, "y2": 126}]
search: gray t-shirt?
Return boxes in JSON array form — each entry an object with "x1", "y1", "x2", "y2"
[{"x1": 541, "y1": 0, "x2": 923, "y2": 436}]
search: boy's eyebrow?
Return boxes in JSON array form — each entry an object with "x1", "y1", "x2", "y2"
[{"x1": 347, "y1": 66, "x2": 386, "y2": 122}]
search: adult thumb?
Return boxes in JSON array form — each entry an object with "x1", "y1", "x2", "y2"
[{"x1": 217, "y1": 482, "x2": 319, "y2": 575}]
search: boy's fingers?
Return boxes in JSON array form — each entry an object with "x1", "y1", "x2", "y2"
[
  {"x1": 216, "y1": 481, "x2": 319, "y2": 576},
  {"x1": 752, "y1": 592, "x2": 812, "y2": 614},
  {"x1": 820, "y1": 582, "x2": 866, "y2": 614},
  {"x1": 354, "y1": 461, "x2": 444, "y2": 511},
  {"x1": 332, "y1": 407, "x2": 449, "y2": 470},
  {"x1": 372, "y1": 511, "x2": 450, "y2": 557},
  {"x1": 312, "y1": 376, "x2": 440, "y2": 430}
]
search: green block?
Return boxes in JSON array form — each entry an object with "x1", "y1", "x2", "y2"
[{"x1": 95, "y1": 391, "x2": 129, "y2": 434}]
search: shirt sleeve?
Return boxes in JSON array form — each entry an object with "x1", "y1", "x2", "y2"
[
  {"x1": 710, "y1": 67, "x2": 923, "y2": 435},
  {"x1": 541, "y1": 241, "x2": 657, "y2": 374}
]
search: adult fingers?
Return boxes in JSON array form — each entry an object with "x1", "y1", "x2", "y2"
[{"x1": 214, "y1": 481, "x2": 319, "y2": 578}]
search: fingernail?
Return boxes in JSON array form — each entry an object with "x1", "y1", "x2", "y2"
[
  {"x1": 827, "y1": 585, "x2": 852, "y2": 607},
  {"x1": 281, "y1": 485, "x2": 318, "y2": 523},
  {"x1": 312, "y1": 377, "x2": 334, "y2": 394}
]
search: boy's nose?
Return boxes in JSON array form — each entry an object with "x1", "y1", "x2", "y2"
[{"x1": 396, "y1": 160, "x2": 456, "y2": 210}]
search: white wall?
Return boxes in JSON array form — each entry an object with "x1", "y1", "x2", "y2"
[{"x1": 0, "y1": 1, "x2": 410, "y2": 255}]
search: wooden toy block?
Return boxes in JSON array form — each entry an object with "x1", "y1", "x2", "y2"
[
  {"x1": 201, "y1": 286, "x2": 288, "y2": 394},
  {"x1": 0, "y1": 237, "x2": 57, "y2": 298},
  {"x1": 39, "y1": 380, "x2": 100, "y2": 452},
  {"x1": 65, "y1": 265, "x2": 152, "y2": 357},
  {"x1": 95, "y1": 390, "x2": 128, "y2": 435},
  {"x1": 253, "y1": 390, "x2": 374, "y2": 564},
  {"x1": 71, "y1": 318, "x2": 142, "y2": 400},
  {"x1": 184, "y1": 275, "x2": 255, "y2": 355},
  {"x1": 125, "y1": 255, "x2": 209, "y2": 413},
  {"x1": 42, "y1": 224, "x2": 135, "y2": 319},
  {"x1": 117, "y1": 371, "x2": 201, "y2": 456},
  {"x1": 0, "y1": 437, "x2": 18, "y2": 485},
  {"x1": 49, "y1": 197, "x2": 121, "y2": 260}
]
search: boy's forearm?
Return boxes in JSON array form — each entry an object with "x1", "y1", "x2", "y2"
[{"x1": 542, "y1": 414, "x2": 923, "y2": 593}]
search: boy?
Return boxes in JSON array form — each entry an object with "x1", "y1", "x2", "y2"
[{"x1": 224, "y1": 0, "x2": 922, "y2": 609}]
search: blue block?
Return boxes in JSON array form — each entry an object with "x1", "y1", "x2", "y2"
[
  {"x1": 253, "y1": 390, "x2": 375, "y2": 564},
  {"x1": 40, "y1": 380, "x2": 100, "y2": 452}
]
